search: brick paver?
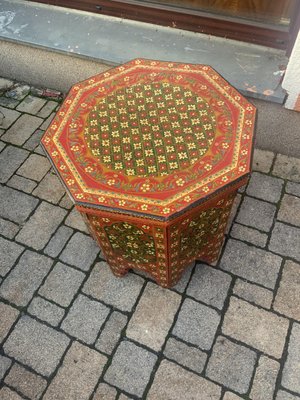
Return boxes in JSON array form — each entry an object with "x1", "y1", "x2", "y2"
[{"x1": 1, "y1": 77, "x2": 300, "y2": 399}]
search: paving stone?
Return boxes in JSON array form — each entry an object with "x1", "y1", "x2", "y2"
[
  {"x1": 0, "y1": 140, "x2": 5, "y2": 150},
  {"x1": 0, "y1": 106, "x2": 20, "y2": 129},
  {"x1": 16, "y1": 202, "x2": 67, "y2": 250},
  {"x1": 2, "y1": 114, "x2": 43, "y2": 145},
  {"x1": 172, "y1": 261, "x2": 195, "y2": 293},
  {"x1": 222, "y1": 297, "x2": 289, "y2": 359},
  {"x1": 286, "y1": 181, "x2": 300, "y2": 197},
  {"x1": 126, "y1": 282, "x2": 181, "y2": 351},
  {"x1": 3, "y1": 316, "x2": 70, "y2": 377},
  {"x1": 96, "y1": 311, "x2": 127, "y2": 354},
  {"x1": 250, "y1": 355, "x2": 280, "y2": 400},
  {"x1": 5, "y1": 84, "x2": 30, "y2": 100},
  {"x1": 276, "y1": 390, "x2": 300, "y2": 400},
  {"x1": 282, "y1": 323, "x2": 300, "y2": 393},
  {"x1": 59, "y1": 232, "x2": 99, "y2": 271},
  {"x1": 40, "y1": 112, "x2": 55, "y2": 130},
  {"x1": 33, "y1": 171, "x2": 65, "y2": 203},
  {"x1": 43, "y1": 341, "x2": 107, "y2": 400},
  {"x1": 8, "y1": 174, "x2": 37, "y2": 193},
  {"x1": 233, "y1": 279, "x2": 273, "y2": 309},
  {"x1": 230, "y1": 223, "x2": 268, "y2": 247},
  {"x1": 273, "y1": 154, "x2": 300, "y2": 182},
  {"x1": 83, "y1": 262, "x2": 144, "y2": 311},
  {"x1": 0, "y1": 355, "x2": 12, "y2": 380},
  {"x1": 93, "y1": 383, "x2": 117, "y2": 400},
  {"x1": 0, "y1": 303, "x2": 19, "y2": 343},
  {"x1": 0, "y1": 237, "x2": 24, "y2": 277},
  {"x1": 0, "y1": 218, "x2": 20, "y2": 239},
  {"x1": 252, "y1": 148, "x2": 275, "y2": 173},
  {"x1": 206, "y1": 336, "x2": 257, "y2": 394},
  {"x1": 221, "y1": 239, "x2": 282, "y2": 289},
  {"x1": 0, "y1": 96, "x2": 19, "y2": 108},
  {"x1": 37, "y1": 100, "x2": 58, "y2": 118},
  {"x1": 16, "y1": 95, "x2": 46, "y2": 114},
  {"x1": 147, "y1": 359, "x2": 221, "y2": 400},
  {"x1": 44, "y1": 226, "x2": 73, "y2": 258},
  {"x1": 225, "y1": 193, "x2": 242, "y2": 234},
  {"x1": 0, "y1": 250, "x2": 53, "y2": 306},
  {"x1": 269, "y1": 222, "x2": 300, "y2": 262},
  {"x1": 61, "y1": 294, "x2": 110, "y2": 344},
  {"x1": 39, "y1": 262, "x2": 85, "y2": 307},
  {"x1": 23, "y1": 129, "x2": 44, "y2": 151},
  {"x1": 104, "y1": 341, "x2": 157, "y2": 397},
  {"x1": 163, "y1": 337, "x2": 207, "y2": 374},
  {"x1": 236, "y1": 196, "x2": 276, "y2": 232},
  {"x1": 274, "y1": 260, "x2": 300, "y2": 321},
  {"x1": 172, "y1": 298, "x2": 220, "y2": 350},
  {"x1": 0, "y1": 387, "x2": 24, "y2": 400},
  {"x1": 17, "y1": 153, "x2": 50, "y2": 181},
  {"x1": 278, "y1": 194, "x2": 300, "y2": 227},
  {"x1": 223, "y1": 392, "x2": 244, "y2": 400},
  {"x1": 28, "y1": 296, "x2": 65, "y2": 327},
  {"x1": 246, "y1": 172, "x2": 283, "y2": 203},
  {"x1": 59, "y1": 193, "x2": 74, "y2": 209},
  {"x1": 4, "y1": 363, "x2": 47, "y2": 400},
  {"x1": 64, "y1": 208, "x2": 89, "y2": 233},
  {"x1": 186, "y1": 264, "x2": 231, "y2": 310},
  {"x1": 0, "y1": 77, "x2": 14, "y2": 91},
  {"x1": 0, "y1": 145, "x2": 29, "y2": 183},
  {"x1": 0, "y1": 185, "x2": 39, "y2": 224}
]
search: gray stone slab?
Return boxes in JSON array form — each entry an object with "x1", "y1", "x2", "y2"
[
  {"x1": 43, "y1": 341, "x2": 107, "y2": 400},
  {"x1": 33, "y1": 171, "x2": 66, "y2": 203},
  {"x1": 64, "y1": 208, "x2": 89, "y2": 233},
  {"x1": 83, "y1": 261, "x2": 144, "y2": 312},
  {"x1": 230, "y1": 223, "x2": 268, "y2": 248},
  {"x1": 221, "y1": 239, "x2": 282, "y2": 289},
  {"x1": 0, "y1": 145, "x2": 29, "y2": 183},
  {"x1": 0, "y1": 97, "x2": 19, "y2": 108},
  {"x1": 4, "y1": 363, "x2": 48, "y2": 400},
  {"x1": 0, "y1": 237, "x2": 24, "y2": 277},
  {"x1": 172, "y1": 261, "x2": 195, "y2": 293},
  {"x1": 236, "y1": 196, "x2": 276, "y2": 232},
  {"x1": 59, "y1": 232, "x2": 99, "y2": 271},
  {"x1": 0, "y1": 387, "x2": 24, "y2": 400},
  {"x1": 16, "y1": 95, "x2": 46, "y2": 114},
  {"x1": 247, "y1": 172, "x2": 283, "y2": 203},
  {"x1": 172, "y1": 298, "x2": 220, "y2": 350},
  {"x1": 276, "y1": 390, "x2": 300, "y2": 400},
  {"x1": 126, "y1": 282, "x2": 181, "y2": 351},
  {"x1": 278, "y1": 194, "x2": 300, "y2": 227},
  {"x1": 40, "y1": 112, "x2": 55, "y2": 130},
  {"x1": 222, "y1": 297, "x2": 289, "y2": 359},
  {"x1": 147, "y1": 359, "x2": 221, "y2": 400},
  {"x1": 96, "y1": 311, "x2": 128, "y2": 354},
  {"x1": 2, "y1": 114, "x2": 43, "y2": 145},
  {"x1": 250, "y1": 355, "x2": 280, "y2": 400},
  {"x1": 93, "y1": 383, "x2": 117, "y2": 400},
  {"x1": 44, "y1": 226, "x2": 73, "y2": 258},
  {"x1": 0, "y1": 303, "x2": 19, "y2": 343},
  {"x1": 5, "y1": 84, "x2": 30, "y2": 100},
  {"x1": 233, "y1": 279, "x2": 273, "y2": 309},
  {"x1": 286, "y1": 181, "x2": 300, "y2": 198},
  {"x1": 269, "y1": 222, "x2": 300, "y2": 262},
  {"x1": 37, "y1": 100, "x2": 58, "y2": 118},
  {"x1": 273, "y1": 154, "x2": 300, "y2": 182},
  {"x1": 164, "y1": 337, "x2": 207, "y2": 374},
  {"x1": 0, "y1": 106, "x2": 20, "y2": 129},
  {"x1": 3, "y1": 316, "x2": 70, "y2": 377},
  {"x1": 17, "y1": 153, "x2": 50, "y2": 181},
  {"x1": 223, "y1": 392, "x2": 244, "y2": 400},
  {"x1": 39, "y1": 262, "x2": 85, "y2": 307},
  {"x1": 0, "y1": 218, "x2": 20, "y2": 239},
  {"x1": 28, "y1": 296, "x2": 65, "y2": 327},
  {"x1": 104, "y1": 341, "x2": 157, "y2": 397},
  {"x1": 207, "y1": 336, "x2": 257, "y2": 394},
  {"x1": 23, "y1": 128, "x2": 44, "y2": 151},
  {"x1": 61, "y1": 294, "x2": 110, "y2": 344},
  {"x1": 187, "y1": 264, "x2": 231, "y2": 310},
  {"x1": 16, "y1": 202, "x2": 67, "y2": 250},
  {"x1": 252, "y1": 149, "x2": 275, "y2": 173},
  {"x1": 282, "y1": 323, "x2": 300, "y2": 393},
  {"x1": 8, "y1": 174, "x2": 37, "y2": 193},
  {"x1": 0, "y1": 250, "x2": 53, "y2": 306},
  {"x1": 59, "y1": 193, "x2": 74, "y2": 209},
  {"x1": 0, "y1": 355, "x2": 12, "y2": 380}
]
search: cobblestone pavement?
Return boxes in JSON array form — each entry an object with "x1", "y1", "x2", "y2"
[{"x1": 1, "y1": 77, "x2": 300, "y2": 400}]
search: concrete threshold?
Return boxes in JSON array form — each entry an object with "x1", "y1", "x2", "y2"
[{"x1": 0, "y1": 0, "x2": 288, "y2": 103}]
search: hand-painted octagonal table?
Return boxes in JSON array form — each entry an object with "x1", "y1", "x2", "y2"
[{"x1": 42, "y1": 59, "x2": 256, "y2": 288}]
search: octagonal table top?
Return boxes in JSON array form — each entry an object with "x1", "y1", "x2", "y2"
[{"x1": 42, "y1": 58, "x2": 256, "y2": 220}]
